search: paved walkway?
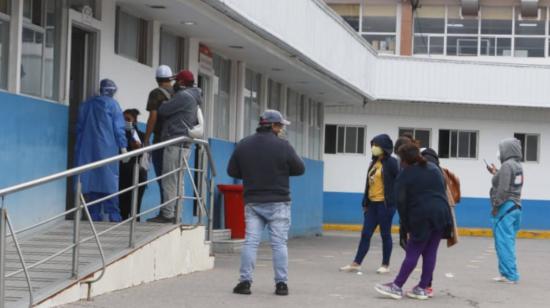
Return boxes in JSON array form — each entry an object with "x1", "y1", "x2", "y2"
[{"x1": 65, "y1": 231, "x2": 550, "y2": 308}]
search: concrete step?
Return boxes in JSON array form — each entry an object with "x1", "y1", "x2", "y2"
[
  {"x1": 212, "y1": 239, "x2": 244, "y2": 254},
  {"x1": 211, "y1": 229, "x2": 231, "y2": 241}
]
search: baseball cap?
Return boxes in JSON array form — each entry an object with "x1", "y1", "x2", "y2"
[
  {"x1": 259, "y1": 109, "x2": 291, "y2": 126},
  {"x1": 156, "y1": 65, "x2": 173, "y2": 79},
  {"x1": 173, "y1": 70, "x2": 195, "y2": 85}
]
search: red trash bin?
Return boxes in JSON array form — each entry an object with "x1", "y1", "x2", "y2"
[{"x1": 217, "y1": 184, "x2": 245, "y2": 239}]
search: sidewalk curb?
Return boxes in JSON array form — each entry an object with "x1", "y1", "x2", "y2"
[{"x1": 323, "y1": 224, "x2": 550, "y2": 239}]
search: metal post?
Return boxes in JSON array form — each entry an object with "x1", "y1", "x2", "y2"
[
  {"x1": 0, "y1": 208, "x2": 7, "y2": 308},
  {"x1": 129, "y1": 159, "x2": 140, "y2": 248},
  {"x1": 72, "y1": 178, "x2": 82, "y2": 279},
  {"x1": 174, "y1": 146, "x2": 184, "y2": 225},
  {"x1": 207, "y1": 175, "x2": 215, "y2": 242}
]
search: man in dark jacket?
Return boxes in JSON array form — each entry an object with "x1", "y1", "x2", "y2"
[{"x1": 229, "y1": 110, "x2": 305, "y2": 296}]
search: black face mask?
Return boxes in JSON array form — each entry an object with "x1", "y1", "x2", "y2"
[{"x1": 173, "y1": 83, "x2": 181, "y2": 92}]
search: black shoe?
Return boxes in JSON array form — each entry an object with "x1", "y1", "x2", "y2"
[
  {"x1": 233, "y1": 281, "x2": 251, "y2": 295},
  {"x1": 146, "y1": 215, "x2": 175, "y2": 223},
  {"x1": 275, "y1": 282, "x2": 289, "y2": 296}
]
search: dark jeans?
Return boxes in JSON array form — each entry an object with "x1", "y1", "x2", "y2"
[
  {"x1": 394, "y1": 230, "x2": 442, "y2": 289},
  {"x1": 119, "y1": 163, "x2": 147, "y2": 221},
  {"x1": 354, "y1": 202, "x2": 396, "y2": 266},
  {"x1": 152, "y1": 148, "x2": 164, "y2": 204}
]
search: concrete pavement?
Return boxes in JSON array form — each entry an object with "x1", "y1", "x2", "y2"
[{"x1": 64, "y1": 231, "x2": 550, "y2": 308}]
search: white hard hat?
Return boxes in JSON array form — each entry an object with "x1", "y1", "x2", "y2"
[{"x1": 156, "y1": 65, "x2": 173, "y2": 79}]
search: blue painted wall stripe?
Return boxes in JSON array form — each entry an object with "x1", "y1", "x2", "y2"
[{"x1": 323, "y1": 191, "x2": 550, "y2": 230}]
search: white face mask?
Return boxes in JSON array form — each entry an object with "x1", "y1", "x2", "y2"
[
  {"x1": 277, "y1": 127, "x2": 287, "y2": 139},
  {"x1": 496, "y1": 149, "x2": 501, "y2": 162},
  {"x1": 125, "y1": 121, "x2": 133, "y2": 131}
]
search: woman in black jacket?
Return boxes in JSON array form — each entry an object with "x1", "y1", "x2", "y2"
[
  {"x1": 119, "y1": 109, "x2": 148, "y2": 221},
  {"x1": 375, "y1": 143, "x2": 452, "y2": 300},
  {"x1": 340, "y1": 134, "x2": 399, "y2": 274}
]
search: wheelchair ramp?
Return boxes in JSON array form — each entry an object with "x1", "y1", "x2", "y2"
[{"x1": 4, "y1": 221, "x2": 213, "y2": 308}]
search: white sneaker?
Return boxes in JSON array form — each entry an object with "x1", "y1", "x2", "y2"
[
  {"x1": 339, "y1": 264, "x2": 361, "y2": 272},
  {"x1": 492, "y1": 276, "x2": 517, "y2": 284},
  {"x1": 376, "y1": 266, "x2": 390, "y2": 274}
]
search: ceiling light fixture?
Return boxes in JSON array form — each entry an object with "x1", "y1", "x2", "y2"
[
  {"x1": 181, "y1": 21, "x2": 196, "y2": 26},
  {"x1": 519, "y1": 23, "x2": 538, "y2": 27},
  {"x1": 148, "y1": 5, "x2": 166, "y2": 9},
  {"x1": 229, "y1": 45, "x2": 244, "y2": 49},
  {"x1": 447, "y1": 23, "x2": 464, "y2": 28}
]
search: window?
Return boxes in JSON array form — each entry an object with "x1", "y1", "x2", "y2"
[
  {"x1": 514, "y1": 133, "x2": 539, "y2": 162},
  {"x1": 267, "y1": 79, "x2": 281, "y2": 111},
  {"x1": 327, "y1": 1, "x2": 360, "y2": 31},
  {"x1": 362, "y1": 4, "x2": 397, "y2": 54},
  {"x1": 413, "y1": 6, "x2": 445, "y2": 56},
  {"x1": 439, "y1": 129, "x2": 478, "y2": 159},
  {"x1": 308, "y1": 101, "x2": 322, "y2": 160},
  {"x1": 21, "y1": 0, "x2": 62, "y2": 100},
  {"x1": 399, "y1": 128, "x2": 431, "y2": 148},
  {"x1": 115, "y1": 7, "x2": 149, "y2": 65},
  {"x1": 159, "y1": 29, "x2": 185, "y2": 73},
  {"x1": 213, "y1": 53, "x2": 231, "y2": 140},
  {"x1": 325, "y1": 125, "x2": 365, "y2": 155},
  {"x1": 0, "y1": 0, "x2": 9, "y2": 89},
  {"x1": 244, "y1": 69, "x2": 261, "y2": 136}
]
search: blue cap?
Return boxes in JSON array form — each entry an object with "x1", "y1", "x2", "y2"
[
  {"x1": 100, "y1": 79, "x2": 117, "y2": 97},
  {"x1": 260, "y1": 109, "x2": 290, "y2": 125}
]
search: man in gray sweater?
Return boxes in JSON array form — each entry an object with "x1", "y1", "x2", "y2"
[
  {"x1": 147, "y1": 70, "x2": 201, "y2": 223},
  {"x1": 487, "y1": 138, "x2": 523, "y2": 284}
]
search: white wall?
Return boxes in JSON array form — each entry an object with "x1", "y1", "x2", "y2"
[{"x1": 324, "y1": 102, "x2": 550, "y2": 200}]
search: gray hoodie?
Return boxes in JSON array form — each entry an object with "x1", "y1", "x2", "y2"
[
  {"x1": 158, "y1": 87, "x2": 202, "y2": 142},
  {"x1": 490, "y1": 138, "x2": 523, "y2": 210}
]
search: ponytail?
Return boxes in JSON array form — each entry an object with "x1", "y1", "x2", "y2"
[{"x1": 415, "y1": 155, "x2": 428, "y2": 167}]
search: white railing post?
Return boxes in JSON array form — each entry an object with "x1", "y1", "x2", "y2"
[
  {"x1": 129, "y1": 159, "x2": 140, "y2": 248},
  {"x1": 0, "y1": 207, "x2": 6, "y2": 308},
  {"x1": 71, "y1": 178, "x2": 82, "y2": 278}
]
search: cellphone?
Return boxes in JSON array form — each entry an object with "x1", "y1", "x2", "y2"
[{"x1": 483, "y1": 159, "x2": 490, "y2": 168}]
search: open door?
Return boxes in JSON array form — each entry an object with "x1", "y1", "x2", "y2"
[{"x1": 66, "y1": 26, "x2": 98, "y2": 212}]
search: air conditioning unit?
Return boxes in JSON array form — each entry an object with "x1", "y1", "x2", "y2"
[
  {"x1": 460, "y1": 0, "x2": 479, "y2": 17},
  {"x1": 521, "y1": 0, "x2": 540, "y2": 18}
]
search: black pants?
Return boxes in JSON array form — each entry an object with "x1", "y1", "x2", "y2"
[{"x1": 119, "y1": 162, "x2": 147, "y2": 221}]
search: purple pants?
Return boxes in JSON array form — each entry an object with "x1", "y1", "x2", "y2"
[{"x1": 394, "y1": 231, "x2": 442, "y2": 289}]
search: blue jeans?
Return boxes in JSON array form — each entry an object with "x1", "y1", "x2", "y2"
[
  {"x1": 152, "y1": 148, "x2": 164, "y2": 204},
  {"x1": 239, "y1": 202, "x2": 291, "y2": 283},
  {"x1": 84, "y1": 192, "x2": 122, "y2": 222},
  {"x1": 354, "y1": 202, "x2": 396, "y2": 266},
  {"x1": 492, "y1": 200, "x2": 522, "y2": 282}
]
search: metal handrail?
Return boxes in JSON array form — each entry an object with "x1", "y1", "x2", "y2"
[{"x1": 0, "y1": 137, "x2": 218, "y2": 307}]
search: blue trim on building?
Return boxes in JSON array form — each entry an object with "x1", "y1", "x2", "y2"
[
  {"x1": 0, "y1": 92, "x2": 69, "y2": 229},
  {"x1": 323, "y1": 191, "x2": 550, "y2": 230}
]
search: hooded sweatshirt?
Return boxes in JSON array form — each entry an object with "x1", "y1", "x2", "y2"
[
  {"x1": 490, "y1": 138, "x2": 523, "y2": 210},
  {"x1": 362, "y1": 134, "x2": 399, "y2": 208}
]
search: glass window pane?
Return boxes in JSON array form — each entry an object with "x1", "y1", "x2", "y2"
[
  {"x1": 357, "y1": 127, "x2": 365, "y2": 154},
  {"x1": 362, "y1": 34, "x2": 396, "y2": 54},
  {"x1": 117, "y1": 10, "x2": 139, "y2": 60},
  {"x1": 438, "y1": 130, "x2": 450, "y2": 158},
  {"x1": 337, "y1": 126, "x2": 345, "y2": 153},
  {"x1": 324, "y1": 125, "x2": 337, "y2": 154},
  {"x1": 0, "y1": 19, "x2": 8, "y2": 89},
  {"x1": 450, "y1": 131, "x2": 458, "y2": 157},
  {"x1": 447, "y1": 36, "x2": 478, "y2": 56},
  {"x1": 414, "y1": 6, "x2": 445, "y2": 33},
  {"x1": 469, "y1": 132, "x2": 477, "y2": 158},
  {"x1": 526, "y1": 135, "x2": 538, "y2": 161},
  {"x1": 345, "y1": 127, "x2": 357, "y2": 153},
  {"x1": 213, "y1": 54, "x2": 231, "y2": 140},
  {"x1": 160, "y1": 30, "x2": 179, "y2": 72},
  {"x1": 515, "y1": 7, "x2": 546, "y2": 35},
  {"x1": 481, "y1": 7, "x2": 512, "y2": 34},
  {"x1": 496, "y1": 37, "x2": 512, "y2": 56},
  {"x1": 514, "y1": 38, "x2": 545, "y2": 58},
  {"x1": 429, "y1": 37, "x2": 444, "y2": 55},
  {"x1": 0, "y1": 0, "x2": 9, "y2": 14},
  {"x1": 21, "y1": 28, "x2": 43, "y2": 97},
  {"x1": 514, "y1": 133, "x2": 526, "y2": 161},
  {"x1": 447, "y1": 6, "x2": 479, "y2": 34},
  {"x1": 362, "y1": 4, "x2": 396, "y2": 33},
  {"x1": 458, "y1": 131, "x2": 470, "y2": 157},
  {"x1": 328, "y1": 3, "x2": 360, "y2": 31},
  {"x1": 413, "y1": 35, "x2": 428, "y2": 54},
  {"x1": 43, "y1": 0, "x2": 60, "y2": 100},
  {"x1": 415, "y1": 130, "x2": 430, "y2": 148},
  {"x1": 268, "y1": 79, "x2": 281, "y2": 110}
]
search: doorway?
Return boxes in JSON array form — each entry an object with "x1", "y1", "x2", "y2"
[{"x1": 66, "y1": 26, "x2": 98, "y2": 211}]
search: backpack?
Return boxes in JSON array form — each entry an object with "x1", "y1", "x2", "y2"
[{"x1": 442, "y1": 168, "x2": 461, "y2": 204}]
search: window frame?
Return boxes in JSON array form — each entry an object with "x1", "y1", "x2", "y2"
[
  {"x1": 398, "y1": 127, "x2": 432, "y2": 148},
  {"x1": 438, "y1": 129, "x2": 479, "y2": 159},
  {"x1": 159, "y1": 27, "x2": 186, "y2": 72},
  {"x1": 115, "y1": 6, "x2": 151, "y2": 65},
  {"x1": 359, "y1": 3, "x2": 398, "y2": 54},
  {"x1": 0, "y1": 0, "x2": 10, "y2": 90},
  {"x1": 324, "y1": 124, "x2": 366, "y2": 156},
  {"x1": 513, "y1": 133, "x2": 540, "y2": 163}
]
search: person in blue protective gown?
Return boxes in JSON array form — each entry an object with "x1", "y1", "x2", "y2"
[{"x1": 75, "y1": 79, "x2": 128, "y2": 222}]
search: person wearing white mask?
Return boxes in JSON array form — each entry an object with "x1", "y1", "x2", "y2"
[{"x1": 340, "y1": 134, "x2": 399, "y2": 274}]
